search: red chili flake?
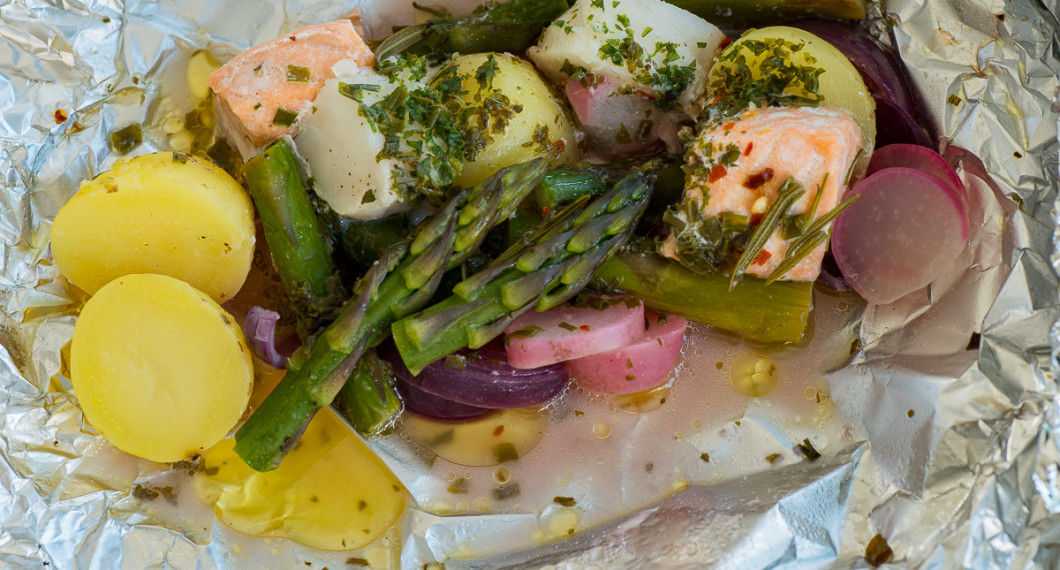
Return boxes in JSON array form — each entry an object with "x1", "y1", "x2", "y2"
[
  {"x1": 743, "y1": 142, "x2": 754, "y2": 156},
  {"x1": 711, "y1": 93, "x2": 725, "y2": 104},
  {"x1": 750, "y1": 213, "x2": 764, "y2": 226},
  {"x1": 708, "y1": 163, "x2": 728, "y2": 183},
  {"x1": 54, "y1": 109, "x2": 68, "y2": 124},
  {"x1": 542, "y1": 206, "x2": 552, "y2": 219},
  {"x1": 719, "y1": 36, "x2": 733, "y2": 50},
  {"x1": 752, "y1": 250, "x2": 772, "y2": 266},
  {"x1": 743, "y1": 168, "x2": 775, "y2": 189},
  {"x1": 579, "y1": 325, "x2": 591, "y2": 332},
  {"x1": 493, "y1": 425, "x2": 505, "y2": 436},
  {"x1": 722, "y1": 122, "x2": 736, "y2": 131},
  {"x1": 554, "y1": 139, "x2": 566, "y2": 151}
]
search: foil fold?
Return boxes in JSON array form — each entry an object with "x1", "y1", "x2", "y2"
[{"x1": 1, "y1": 0, "x2": 1058, "y2": 568}]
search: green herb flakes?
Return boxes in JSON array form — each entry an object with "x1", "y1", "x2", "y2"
[
  {"x1": 272, "y1": 107, "x2": 299, "y2": 127},
  {"x1": 700, "y1": 452, "x2": 710, "y2": 462},
  {"x1": 285, "y1": 64, "x2": 311, "y2": 82},
  {"x1": 510, "y1": 324, "x2": 543, "y2": 338},
  {"x1": 558, "y1": 321, "x2": 578, "y2": 331},
  {"x1": 108, "y1": 124, "x2": 142, "y2": 155},
  {"x1": 765, "y1": 453, "x2": 782, "y2": 464},
  {"x1": 795, "y1": 438, "x2": 821, "y2": 461},
  {"x1": 553, "y1": 496, "x2": 577, "y2": 507}
]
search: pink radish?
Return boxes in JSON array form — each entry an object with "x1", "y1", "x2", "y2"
[
  {"x1": 831, "y1": 167, "x2": 968, "y2": 305},
  {"x1": 868, "y1": 144, "x2": 965, "y2": 203},
  {"x1": 505, "y1": 297, "x2": 644, "y2": 369},
  {"x1": 567, "y1": 312, "x2": 687, "y2": 395},
  {"x1": 565, "y1": 78, "x2": 659, "y2": 157}
]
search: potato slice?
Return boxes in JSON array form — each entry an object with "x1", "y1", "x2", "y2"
[
  {"x1": 71, "y1": 273, "x2": 253, "y2": 463},
  {"x1": 194, "y1": 407, "x2": 406, "y2": 551},
  {"x1": 438, "y1": 53, "x2": 578, "y2": 188},
  {"x1": 51, "y1": 151, "x2": 254, "y2": 303}
]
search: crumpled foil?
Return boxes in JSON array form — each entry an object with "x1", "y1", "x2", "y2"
[{"x1": 1, "y1": 0, "x2": 1058, "y2": 568}]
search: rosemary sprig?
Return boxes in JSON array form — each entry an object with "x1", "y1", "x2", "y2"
[
  {"x1": 765, "y1": 193, "x2": 859, "y2": 284},
  {"x1": 729, "y1": 176, "x2": 806, "y2": 290}
]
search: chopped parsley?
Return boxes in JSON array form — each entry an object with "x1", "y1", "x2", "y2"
[
  {"x1": 597, "y1": 30, "x2": 697, "y2": 109},
  {"x1": 703, "y1": 36, "x2": 825, "y2": 126}
]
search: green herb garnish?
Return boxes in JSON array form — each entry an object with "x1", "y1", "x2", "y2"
[
  {"x1": 729, "y1": 176, "x2": 806, "y2": 289},
  {"x1": 271, "y1": 107, "x2": 298, "y2": 127},
  {"x1": 493, "y1": 442, "x2": 520, "y2": 463},
  {"x1": 510, "y1": 324, "x2": 543, "y2": 338},
  {"x1": 285, "y1": 64, "x2": 311, "y2": 82}
]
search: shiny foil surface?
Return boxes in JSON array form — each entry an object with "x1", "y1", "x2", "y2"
[{"x1": 1, "y1": 0, "x2": 1058, "y2": 568}]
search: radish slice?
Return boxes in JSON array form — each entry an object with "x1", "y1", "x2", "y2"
[
  {"x1": 567, "y1": 312, "x2": 687, "y2": 395},
  {"x1": 831, "y1": 167, "x2": 969, "y2": 305},
  {"x1": 505, "y1": 297, "x2": 645, "y2": 369},
  {"x1": 868, "y1": 144, "x2": 964, "y2": 202}
]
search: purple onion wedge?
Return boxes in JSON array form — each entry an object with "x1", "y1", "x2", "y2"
[
  {"x1": 394, "y1": 374, "x2": 495, "y2": 422},
  {"x1": 381, "y1": 340, "x2": 569, "y2": 410}
]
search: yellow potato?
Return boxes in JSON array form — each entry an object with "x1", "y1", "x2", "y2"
[
  {"x1": 194, "y1": 407, "x2": 406, "y2": 551},
  {"x1": 51, "y1": 151, "x2": 254, "y2": 303},
  {"x1": 707, "y1": 26, "x2": 876, "y2": 171},
  {"x1": 71, "y1": 273, "x2": 253, "y2": 463},
  {"x1": 438, "y1": 53, "x2": 578, "y2": 188}
]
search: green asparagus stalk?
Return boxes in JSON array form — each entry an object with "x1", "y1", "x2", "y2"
[
  {"x1": 233, "y1": 157, "x2": 553, "y2": 472},
  {"x1": 391, "y1": 173, "x2": 655, "y2": 375},
  {"x1": 243, "y1": 139, "x2": 344, "y2": 337},
  {"x1": 375, "y1": 0, "x2": 569, "y2": 62},
  {"x1": 330, "y1": 348, "x2": 402, "y2": 435},
  {"x1": 591, "y1": 247, "x2": 814, "y2": 344},
  {"x1": 664, "y1": 0, "x2": 866, "y2": 24}
]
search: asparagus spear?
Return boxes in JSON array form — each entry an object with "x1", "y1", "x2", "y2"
[
  {"x1": 331, "y1": 348, "x2": 402, "y2": 435},
  {"x1": 591, "y1": 247, "x2": 814, "y2": 344},
  {"x1": 243, "y1": 139, "x2": 344, "y2": 337},
  {"x1": 391, "y1": 172, "x2": 655, "y2": 375},
  {"x1": 233, "y1": 157, "x2": 553, "y2": 471},
  {"x1": 374, "y1": 0, "x2": 569, "y2": 62}
]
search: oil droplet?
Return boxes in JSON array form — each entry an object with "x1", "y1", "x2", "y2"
[
  {"x1": 445, "y1": 471, "x2": 457, "y2": 481},
  {"x1": 729, "y1": 352, "x2": 780, "y2": 397},
  {"x1": 616, "y1": 384, "x2": 671, "y2": 414},
  {"x1": 671, "y1": 478, "x2": 689, "y2": 492},
  {"x1": 455, "y1": 501, "x2": 470, "y2": 514},
  {"x1": 614, "y1": 459, "x2": 622, "y2": 467},
  {"x1": 603, "y1": 400, "x2": 617, "y2": 412},
  {"x1": 492, "y1": 466, "x2": 512, "y2": 485},
  {"x1": 546, "y1": 508, "x2": 580, "y2": 538},
  {"x1": 365, "y1": 546, "x2": 390, "y2": 569},
  {"x1": 595, "y1": 456, "x2": 604, "y2": 464},
  {"x1": 691, "y1": 419, "x2": 703, "y2": 430},
  {"x1": 804, "y1": 386, "x2": 818, "y2": 400},
  {"x1": 836, "y1": 301, "x2": 850, "y2": 313},
  {"x1": 473, "y1": 497, "x2": 492, "y2": 513},
  {"x1": 432, "y1": 501, "x2": 453, "y2": 515},
  {"x1": 593, "y1": 422, "x2": 612, "y2": 439}
]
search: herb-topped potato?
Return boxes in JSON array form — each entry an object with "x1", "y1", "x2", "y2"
[
  {"x1": 436, "y1": 53, "x2": 578, "y2": 188},
  {"x1": 705, "y1": 26, "x2": 876, "y2": 174}
]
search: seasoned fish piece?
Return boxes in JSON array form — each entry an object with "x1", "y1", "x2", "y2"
[
  {"x1": 529, "y1": 0, "x2": 726, "y2": 153},
  {"x1": 661, "y1": 106, "x2": 862, "y2": 282},
  {"x1": 208, "y1": 20, "x2": 374, "y2": 160}
]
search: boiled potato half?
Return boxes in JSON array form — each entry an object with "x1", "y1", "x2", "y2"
[
  {"x1": 71, "y1": 273, "x2": 253, "y2": 463},
  {"x1": 707, "y1": 26, "x2": 876, "y2": 172},
  {"x1": 437, "y1": 53, "x2": 578, "y2": 187},
  {"x1": 51, "y1": 151, "x2": 255, "y2": 303}
]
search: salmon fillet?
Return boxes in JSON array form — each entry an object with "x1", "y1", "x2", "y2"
[
  {"x1": 662, "y1": 106, "x2": 862, "y2": 282},
  {"x1": 208, "y1": 20, "x2": 374, "y2": 160}
]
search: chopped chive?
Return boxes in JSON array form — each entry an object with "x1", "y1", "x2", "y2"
[
  {"x1": 493, "y1": 442, "x2": 519, "y2": 463},
  {"x1": 510, "y1": 324, "x2": 543, "y2": 338},
  {"x1": 272, "y1": 107, "x2": 298, "y2": 127},
  {"x1": 558, "y1": 321, "x2": 578, "y2": 331},
  {"x1": 338, "y1": 82, "x2": 381, "y2": 101},
  {"x1": 286, "y1": 64, "x2": 311, "y2": 82}
]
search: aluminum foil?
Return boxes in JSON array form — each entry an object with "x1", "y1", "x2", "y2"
[{"x1": 1, "y1": 0, "x2": 1058, "y2": 568}]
